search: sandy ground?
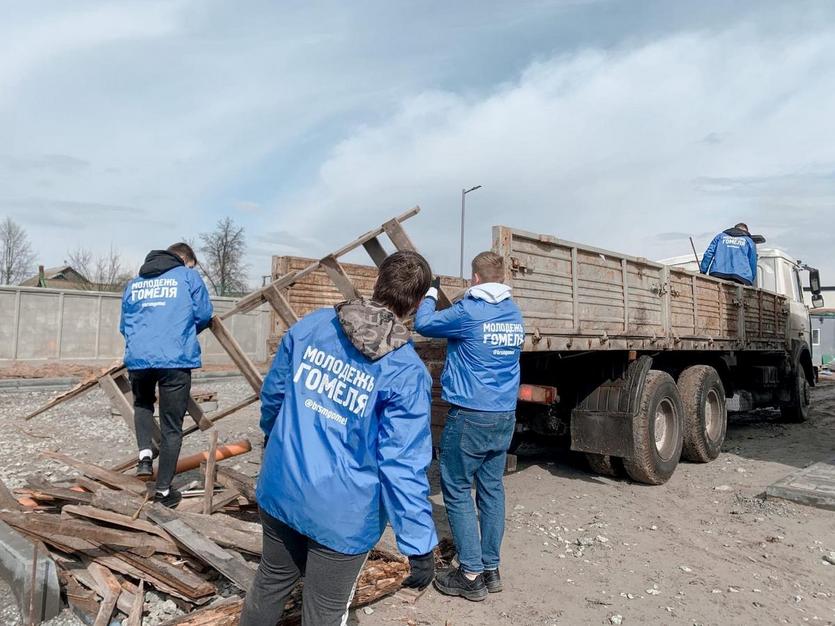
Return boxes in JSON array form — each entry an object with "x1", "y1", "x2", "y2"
[{"x1": 0, "y1": 379, "x2": 833, "y2": 625}]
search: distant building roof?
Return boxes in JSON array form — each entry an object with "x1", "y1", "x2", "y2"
[{"x1": 20, "y1": 266, "x2": 91, "y2": 288}]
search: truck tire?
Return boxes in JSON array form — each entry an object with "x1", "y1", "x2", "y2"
[
  {"x1": 780, "y1": 366, "x2": 811, "y2": 423},
  {"x1": 678, "y1": 365, "x2": 726, "y2": 463},
  {"x1": 585, "y1": 453, "x2": 623, "y2": 477},
  {"x1": 623, "y1": 371, "x2": 684, "y2": 485}
]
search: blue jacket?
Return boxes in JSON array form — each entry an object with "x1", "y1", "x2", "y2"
[
  {"x1": 257, "y1": 303, "x2": 438, "y2": 556},
  {"x1": 414, "y1": 283, "x2": 524, "y2": 412},
  {"x1": 120, "y1": 251, "x2": 213, "y2": 370},
  {"x1": 700, "y1": 228, "x2": 758, "y2": 286}
]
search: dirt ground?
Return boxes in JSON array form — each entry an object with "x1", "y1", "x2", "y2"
[{"x1": 0, "y1": 379, "x2": 833, "y2": 625}]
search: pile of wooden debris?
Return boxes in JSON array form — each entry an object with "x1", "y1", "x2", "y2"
[{"x1": 0, "y1": 446, "x2": 449, "y2": 625}]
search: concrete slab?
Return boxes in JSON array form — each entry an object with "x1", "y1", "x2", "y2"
[
  {"x1": 0, "y1": 521, "x2": 61, "y2": 624},
  {"x1": 766, "y1": 457, "x2": 835, "y2": 511}
]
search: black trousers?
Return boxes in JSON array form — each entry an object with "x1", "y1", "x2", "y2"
[
  {"x1": 129, "y1": 368, "x2": 191, "y2": 492},
  {"x1": 241, "y1": 509, "x2": 368, "y2": 626}
]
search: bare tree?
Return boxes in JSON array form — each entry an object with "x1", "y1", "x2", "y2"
[
  {"x1": 199, "y1": 217, "x2": 249, "y2": 296},
  {"x1": 66, "y1": 245, "x2": 133, "y2": 292},
  {"x1": 0, "y1": 217, "x2": 36, "y2": 285}
]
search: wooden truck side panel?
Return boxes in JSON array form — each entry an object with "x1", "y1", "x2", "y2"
[{"x1": 492, "y1": 225, "x2": 788, "y2": 353}]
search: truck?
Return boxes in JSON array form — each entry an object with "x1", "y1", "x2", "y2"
[
  {"x1": 495, "y1": 227, "x2": 825, "y2": 484},
  {"x1": 266, "y1": 216, "x2": 825, "y2": 486}
]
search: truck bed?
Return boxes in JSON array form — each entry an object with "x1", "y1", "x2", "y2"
[{"x1": 493, "y1": 226, "x2": 789, "y2": 352}]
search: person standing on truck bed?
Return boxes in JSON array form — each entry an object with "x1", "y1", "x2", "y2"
[
  {"x1": 241, "y1": 251, "x2": 437, "y2": 626},
  {"x1": 120, "y1": 243, "x2": 213, "y2": 508},
  {"x1": 699, "y1": 222, "x2": 759, "y2": 286},
  {"x1": 414, "y1": 251, "x2": 524, "y2": 602}
]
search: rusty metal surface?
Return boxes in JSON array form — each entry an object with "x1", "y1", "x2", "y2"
[{"x1": 493, "y1": 226, "x2": 789, "y2": 353}]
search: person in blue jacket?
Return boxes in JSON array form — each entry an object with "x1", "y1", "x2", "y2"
[
  {"x1": 700, "y1": 223, "x2": 759, "y2": 286},
  {"x1": 414, "y1": 251, "x2": 524, "y2": 602},
  {"x1": 241, "y1": 251, "x2": 437, "y2": 626},
  {"x1": 120, "y1": 243, "x2": 213, "y2": 507}
]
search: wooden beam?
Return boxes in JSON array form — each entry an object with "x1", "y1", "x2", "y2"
[
  {"x1": 262, "y1": 284, "x2": 299, "y2": 328},
  {"x1": 61, "y1": 504, "x2": 175, "y2": 543},
  {"x1": 213, "y1": 465, "x2": 256, "y2": 502},
  {"x1": 203, "y1": 431, "x2": 218, "y2": 515},
  {"x1": 220, "y1": 206, "x2": 420, "y2": 319},
  {"x1": 382, "y1": 217, "x2": 417, "y2": 252},
  {"x1": 362, "y1": 236, "x2": 389, "y2": 267},
  {"x1": 40, "y1": 451, "x2": 147, "y2": 495},
  {"x1": 87, "y1": 563, "x2": 122, "y2": 626},
  {"x1": 125, "y1": 580, "x2": 144, "y2": 626},
  {"x1": 24, "y1": 362, "x2": 124, "y2": 421},
  {"x1": 113, "y1": 371, "x2": 162, "y2": 445},
  {"x1": 145, "y1": 504, "x2": 256, "y2": 591},
  {"x1": 209, "y1": 317, "x2": 263, "y2": 394},
  {"x1": 97, "y1": 374, "x2": 135, "y2": 432},
  {"x1": 187, "y1": 396, "x2": 213, "y2": 431},
  {"x1": 320, "y1": 255, "x2": 361, "y2": 300}
]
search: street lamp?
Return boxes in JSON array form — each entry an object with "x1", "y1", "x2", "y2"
[{"x1": 460, "y1": 185, "x2": 482, "y2": 278}]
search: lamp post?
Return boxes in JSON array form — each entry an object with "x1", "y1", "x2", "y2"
[{"x1": 460, "y1": 185, "x2": 482, "y2": 278}]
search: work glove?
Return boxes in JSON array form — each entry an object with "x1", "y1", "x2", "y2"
[
  {"x1": 402, "y1": 552, "x2": 435, "y2": 589},
  {"x1": 425, "y1": 276, "x2": 441, "y2": 300}
]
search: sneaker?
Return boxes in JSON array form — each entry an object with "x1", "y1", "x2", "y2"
[
  {"x1": 154, "y1": 487, "x2": 182, "y2": 509},
  {"x1": 136, "y1": 458, "x2": 153, "y2": 478},
  {"x1": 483, "y1": 569, "x2": 502, "y2": 593},
  {"x1": 433, "y1": 566, "x2": 488, "y2": 602}
]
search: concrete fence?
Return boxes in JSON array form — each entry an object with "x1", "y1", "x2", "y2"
[{"x1": 0, "y1": 285, "x2": 270, "y2": 367}]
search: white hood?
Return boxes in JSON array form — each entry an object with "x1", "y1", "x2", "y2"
[{"x1": 467, "y1": 282, "x2": 512, "y2": 303}]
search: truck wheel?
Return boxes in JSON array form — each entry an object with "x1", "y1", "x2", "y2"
[
  {"x1": 678, "y1": 365, "x2": 726, "y2": 463},
  {"x1": 623, "y1": 371, "x2": 684, "y2": 485},
  {"x1": 780, "y1": 366, "x2": 811, "y2": 423},
  {"x1": 586, "y1": 453, "x2": 623, "y2": 477}
]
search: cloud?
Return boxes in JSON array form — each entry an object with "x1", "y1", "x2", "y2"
[{"x1": 264, "y1": 22, "x2": 835, "y2": 282}]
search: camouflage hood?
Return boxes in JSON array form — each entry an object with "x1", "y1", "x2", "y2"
[{"x1": 334, "y1": 298, "x2": 411, "y2": 361}]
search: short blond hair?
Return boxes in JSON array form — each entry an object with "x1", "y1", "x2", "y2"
[{"x1": 472, "y1": 251, "x2": 504, "y2": 283}]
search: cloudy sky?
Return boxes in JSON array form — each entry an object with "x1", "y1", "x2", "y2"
[{"x1": 2, "y1": 0, "x2": 834, "y2": 286}]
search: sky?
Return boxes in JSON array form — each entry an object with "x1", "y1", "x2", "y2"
[{"x1": 1, "y1": 0, "x2": 834, "y2": 287}]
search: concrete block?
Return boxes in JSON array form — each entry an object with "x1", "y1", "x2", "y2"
[
  {"x1": 766, "y1": 457, "x2": 835, "y2": 511},
  {"x1": 0, "y1": 521, "x2": 61, "y2": 624}
]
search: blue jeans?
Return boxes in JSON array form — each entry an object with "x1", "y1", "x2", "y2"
[{"x1": 440, "y1": 406, "x2": 515, "y2": 574}]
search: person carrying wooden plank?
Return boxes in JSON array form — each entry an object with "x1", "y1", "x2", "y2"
[
  {"x1": 120, "y1": 243, "x2": 213, "y2": 507},
  {"x1": 241, "y1": 251, "x2": 437, "y2": 626},
  {"x1": 414, "y1": 251, "x2": 524, "y2": 601}
]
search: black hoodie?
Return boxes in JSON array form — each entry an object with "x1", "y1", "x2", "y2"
[
  {"x1": 722, "y1": 227, "x2": 752, "y2": 240},
  {"x1": 139, "y1": 250, "x2": 184, "y2": 278}
]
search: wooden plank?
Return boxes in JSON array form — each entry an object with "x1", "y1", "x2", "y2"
[
  {"x1": 145, "y1": 504, "x2": 256, "y2": 590},
  {"x1": 126, "y1": 580, "x2": 144, "y2": 626},
  {"x1": 87, "y1": 563, "x2": 122, "y2": 626},
  {"x1": 262, "y1": 284, "x2": 299, "y2": 328},
  {"x1": 24, "y1": 362, "x2": 124, "y2": 421},
  {"x1": 0, "y1": 511, "x2": 177, "y2": 556},
  {"x1": 41, "y1": 451, "x2": 147, "y2": 495},
  {"x1": 62, "y1": 504, "x2": 175, "y2": 543},
  {"x1": 382, "y1": 218, "x2": 417, "y2": 252},
  {"x1": 213, "y1": 465, "x2": 256, "y2": 502},
  {"x1": 98, "y1": 373, "x2": 136, "y2": 432},
  {"x1": 60, "y1": 570, "x2": 100, "y2": 624},
  {"x1": 362, "y1": 236, "x2": 389, "y2": 267},
  {"x1": 203, "y1": 431, "x2": 218, "y2": 515},
  {"x1": 175, "y1": 511, "x2": 262, "y2": 555},
  {"x1": 209, "y1": 317, "x2": 263, "y2": 394},
  {"x1": 211, "y1": 489, "x2": 242, "y2": 514},
  {"x1": 222, "y1": 207, "x2": 421, "y2": 318},
  {"x1": 320, "y1": 255, "x2": 361, "y2": 300},
  {"x1": 187, "y1": 396, "x2": 213, "y2": 431},
  {"x1": 25, "y1": 477, "x2": 94, "y2": 505}
]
